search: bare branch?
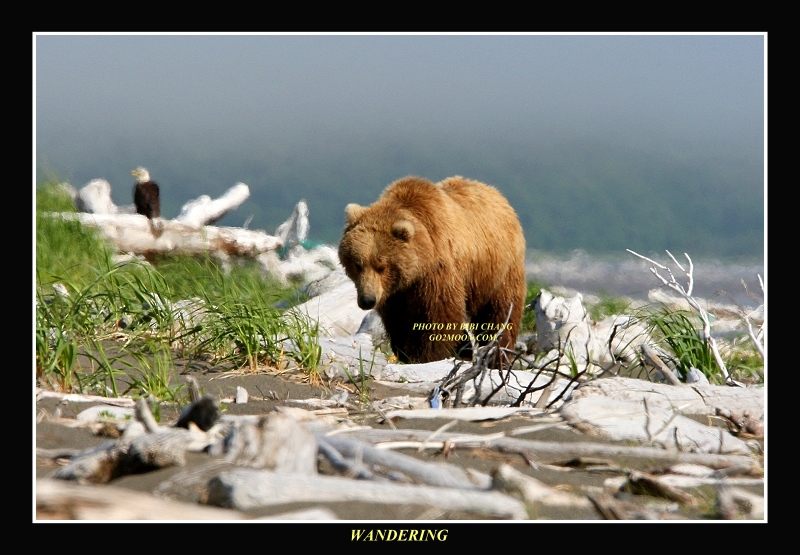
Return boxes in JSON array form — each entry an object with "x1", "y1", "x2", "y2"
[{"x1": 628, "y1": 249, "x2": 732, "y2": 385}]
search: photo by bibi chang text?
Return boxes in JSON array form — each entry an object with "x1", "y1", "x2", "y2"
[
  {"x1": 412, "y1": 323, "x2": 513, "y2": 331},
  {"x1": 413, "y1": 322, "x2": 513, "y2": 342},
  {"x1": 351, "y1": 529, "x2": 449, "y2": 541}
]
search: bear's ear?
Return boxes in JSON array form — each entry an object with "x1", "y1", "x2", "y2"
[
  {"x1": 392, "y1": 220, "x2": 415, "y2": 242},
  {"x1": 345, "y1": 203, "x2": 366, "y2": 224}
]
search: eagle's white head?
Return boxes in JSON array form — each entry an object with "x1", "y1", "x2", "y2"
[{"x1": 131, "y1": 167, "x2": 151, "y2": 183}]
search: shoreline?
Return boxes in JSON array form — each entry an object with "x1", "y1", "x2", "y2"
[{"x1": 526, "y1": 250, "x2": 764, "y2": 309}]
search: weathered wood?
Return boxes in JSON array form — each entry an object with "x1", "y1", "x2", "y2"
[
  {"x1": 317, "y1": 440, "x2": 379, "y2": 480},
  {"x1": 569, "y1": 377, "x2": 764, "y2": 420},
  {"x1": 559, "y1": 396, "x2": 754, "y2": 454},
  {"x1": 716, "y1": 486, "x2": 765, "y2": 520},
  {"x1": 383, "y1": 406, "x2": 544, "y2": 422},
  {"x1": 640, "y1": 343, "x2": 682, "y2": 386},
  {"x1": 173, "y1": 183, "x2": 250, "y2": 227},
  {"x1": 49, "y1": 425, "x2": 210, "y2": 483},
  {"x1": 715, "y1": 407, "x2": 764, "y2": 438},
  {"x1": 211, "y1": 413, "x2": 318, "y2": 473},
  {"x1": 204, "y1": 468, "x2": 529, "y2": 519},
  {"x1": 318, "y1": 434, "x2": 492, "y2": 489},
  {"x1": 135, "y1": 397, "x2": 160, "y2": 433},
  {"x1": 532, "y1": 289, "x2": 650, "y2": 373},
  {"x1": 332, "y1": 427, "x2": 760, "y2": 470},
  {"x1": 49, "y1": 212, "x2": 282, "y2": 257},
  {"x1": 259, "y1": 508, "x2": 339, "y2": 520},
  {"x1": 378, "y1": 360, "x2": 579, "y2": 408},
  {"x1": 36, "y1": 389, "x2": 136, "y2": 408},
  {"x1": 36, "y1": 479, "x2": 250, "y2": 520},
  {"x1": 47, "y1": 440, "x2": 122, "y2": 484},
  {"x1": 603, "y1": 472, "x2": 763, "y2": 493},
  {"x1": 492, "y1": 464, "x2": 593, "y2": 509},
  {"x1": 67, "y1": 178, "x2": 251, "y2": 227},
  {"x1": 587, "y1": 492, "x2": 629, "y2": 520}
]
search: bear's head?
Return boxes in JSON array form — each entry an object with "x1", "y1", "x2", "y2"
[{"x1": 338, "y1": 203, "x2": 434, "y2": 311}]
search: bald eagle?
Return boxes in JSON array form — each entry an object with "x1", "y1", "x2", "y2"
[{"x1": 132, "y1": 167, "x2": 161, "y2": 219}]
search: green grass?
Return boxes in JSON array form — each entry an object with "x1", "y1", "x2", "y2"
[
  {"x1": 340, "y1": 347, "x2": 376, "y2": 406},
  {"x1": 587, "y1": 293, "x2": 634, "y2": 321},
  {"x1": 35, "y1": 178, "x2": 320, "y2": 416},
  {"x1": 627, "y1": 304, "x2": 762, "y2": 385},
  {"x1": 35, "y1": 183, "x2": 116, "y2": 288},
  {"x1": 635, "y1": 306, "x2": 717, "y2": 381}
]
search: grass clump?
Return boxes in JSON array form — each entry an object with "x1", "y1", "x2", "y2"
[
  {"x1": 635, "y1": 306, "x2": 717, "y2": 381},
  {"x1": 629, "y1": 304, "x2": 762, "y2": 385},
  {"x1": 35, "y1": 177, "x2": 322, "y2": 411},
  {"x1": 587, "y1": 293, "x2": 633, "y2": 321}
]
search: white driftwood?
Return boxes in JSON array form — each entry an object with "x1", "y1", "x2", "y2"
[
  {"x1": 210, "y1": 413, "x2": 318, "y2": 474},
  {"x1": 173, "y1": 182, "x2": 250, "y2": 227},
  {"x1": 379, "y1": 359, "x2": 457, "y2": 384},
  {"x1": 48, "y1": 425, "x2": 210, "y2": 483},
  {"x1": 69, "y1": 178, "x2": 251, "y2": 227},
  {"x1": 532, "y1": 289, "x2": 650, "y2": 375},
  {"x1": 334, "y1": 428, "x2": 759, "y2": 470},
  {"x1": 318, "y1": 434, "x2": 492, "y2": 489},
  {"x1": 640, "y1": 343, "x2": 682, "y2": 385},
  {"x1": 204, "y1": 468, "x2": 528, "y2": 519},
  {"x1": 258, "y1": 245, "x2": 342, "y2": 286},
  {"x1": 284, "y1": 271, "x2": 364, "y2": 337},
  {"x1": 568, "y1": 376, "x2": 764, "y2": 420},
  {"x1": 274, "y1": 200, "x2": 309, "y2": 248},
  {"x1": 603, "y1": 472, "x2": 763, "y2": 494},
  {"x1": 383, "y1": 406, "x2": 543, "y2": 422},
  {"x1": 492, "y1": 463, "x2": 593, "y2": 509},
  {"x1": 716, "y1": 486, "x2": 765, "y2": 520},
  {"x1": 75, "y1": 405, "x2": 135, "y2": 423},
  {"x1": 36, "y1": 389, "x2": 137, "y2": 408},
  {"x1": 431, "y1": 360, "x2": 581, "y2": 409},
  {"x1": 70, "y1": 179, "x2": 131, "y2": 215},
  {"x1": 50, "y1": 180, "x2": 280, "y2": 257},
  {"x1": 559, "y1": 396, "x2": 753, "y2": 454},
  {"x1": 258, "y1": 508, "x2": 339, "y2": 520},
  {"x1": 378, "y1": 359, "x2": 581, "y2": 408},
  {"x1": 49, "y1": 400, "x2": 213, "y2": 484},
  {"x1": 51, "y1": 212, "x2": 282, "y2": 257},
  {"x1": 36, "y1": 479, "x2": 250, "y2": 520}
]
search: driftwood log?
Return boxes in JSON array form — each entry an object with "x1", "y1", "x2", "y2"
[
  {"x1": 568, "y1": 377, "x2": 764, "y2": 421},
  {"x1": 318, "y1": 434, "x2": 492, "y2": 489},
  {"x1": 204, "y1": 468, "x2": 529, "y2": 519},
  {"x1": 559, "y1": 397, "x2": 754, "y2": 454},
  {"x1": 52, "y1": 212, "x2": 282, "y2": 258},
  {"x1": 36, "y1": 478, "x2": 251, "y2": 520},
  {"x1": 332, "y1": 428, "x2": 760, "y2": 470},
  {"x1": 52, "y1": 180, "x2": 284, "y2": 258}
]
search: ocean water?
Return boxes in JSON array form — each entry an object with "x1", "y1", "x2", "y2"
[{"x1": 526, "y1": 250, "x2": 765, "y2": 310}]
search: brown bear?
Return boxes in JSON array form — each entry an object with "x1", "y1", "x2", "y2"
[{"x1": 338, "y1": 175, "x2": 527, "y2": 367}]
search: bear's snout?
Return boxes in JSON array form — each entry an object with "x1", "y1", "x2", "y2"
[{"x1": 357, "y1": 293, "x2": 377, "y2": 310}]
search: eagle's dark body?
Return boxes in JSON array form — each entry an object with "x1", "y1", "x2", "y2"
[{"x1": 132, "y1": 167, "x2": 161, "y2": 219}]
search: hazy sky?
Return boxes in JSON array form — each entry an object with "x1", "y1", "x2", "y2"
[{"x1": 34, "y1": 33, "x2": 766, "y2": 248}]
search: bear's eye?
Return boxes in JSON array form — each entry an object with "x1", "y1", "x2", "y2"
[
  {"x1": 374, "y1": 264, "x2": 386, "y2": 274},
  {"x1": 353, "y1": 263, "x2": 363, "y2": 273}
]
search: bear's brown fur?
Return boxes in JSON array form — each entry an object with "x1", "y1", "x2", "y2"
[{"x1": 338, "y1": 175, "x2": 526, "y2": 367}]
